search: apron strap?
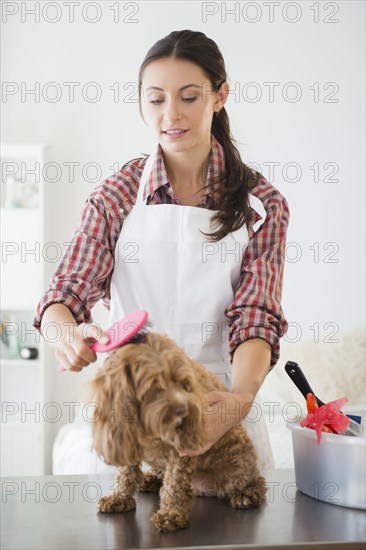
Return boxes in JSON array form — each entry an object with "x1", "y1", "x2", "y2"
[{"x1": 136, "y1": 151, "x2": 157, "y2": 205}]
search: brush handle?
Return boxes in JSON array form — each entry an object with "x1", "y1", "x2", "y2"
[
  {"x1": 57, "y1": 310, "x2": 150, "y2": 371},
  {"x1": 285, "y1": 361, "x2": 325, "y2": 407},
  {"x1": 58, "y1": 339, "x2": 99, "y2": 371}
]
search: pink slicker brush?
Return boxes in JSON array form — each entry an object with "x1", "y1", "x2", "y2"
[{"x1": 58, "y1": 310, "x2": 151, "y2": 371}]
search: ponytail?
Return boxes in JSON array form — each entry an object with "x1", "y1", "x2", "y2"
[{"x1": 205, "y1": 104, "x2": 260, "y2": 241}]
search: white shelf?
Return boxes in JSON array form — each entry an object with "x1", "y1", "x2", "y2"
[
  {"x1": 1, "y1": 420, "x2": 44, "y2": 476},
  {"x1": 0, "y1": 143, "x2": 46, "y2": 157},
  {"x1": 1, "y1": 142, "x2": 51, "y2": 476},
  {"x1": 0, "y1": 359, "x2": 40, "y2": 368},
  {"x1": 0, "y1": 206, "x2": 39, "y2": 212}
]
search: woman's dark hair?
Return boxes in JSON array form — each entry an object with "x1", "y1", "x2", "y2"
[{"x1": 138, "y1": 29, "x2": 262, "y2": 241}]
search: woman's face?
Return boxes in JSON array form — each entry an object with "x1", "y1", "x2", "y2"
[{"x1": 141, "y1": 58, "x2": 227, "y2": 153}]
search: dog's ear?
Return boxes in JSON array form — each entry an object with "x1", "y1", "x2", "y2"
[{"x1": 88, "y1": 351, "x2": 144, "y2": 466}]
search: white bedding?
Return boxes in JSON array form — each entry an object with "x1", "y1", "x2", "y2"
[{"x1": 52, "y1": 415, "x2": 116, "y2": 475}]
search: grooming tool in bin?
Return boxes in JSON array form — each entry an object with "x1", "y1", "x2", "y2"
[
  {"x1": 58, "y1": 310, "x2": 152, "y2": 371},
  {"x1": 285, "y1": 361, "x2": 362, "y2": 437},
  {"x1": 285, "y1": 361, "x2": 365, "y2": 509}
]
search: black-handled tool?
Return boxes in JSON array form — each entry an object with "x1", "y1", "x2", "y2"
[
  {"x1": 284, "y1": 361, "x2": 325, "y2": 407},
  {"x1": 284, "y1": 360, "x2": 361, "y2": 436}
]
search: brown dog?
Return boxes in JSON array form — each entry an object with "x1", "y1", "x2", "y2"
[{"x1": 89, "y1": 332, "x2": 267, "y2": 531}]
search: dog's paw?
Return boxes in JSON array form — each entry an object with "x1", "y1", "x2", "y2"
[
  {"x1": 151, "y1": 511, "x2": 190, "y2": 532},
  {"x1": 230, "y1": 493, "x2": 256, "y2": 509},
  {"x1": 97, "y1": 495, "x2": 136, "y2": 513},
  {"x1": 229, "y1": 477, "x2": 267, "y2": 509},
  {"x1": 140, "y1": 473, "x2": 163, "y2": 493}
]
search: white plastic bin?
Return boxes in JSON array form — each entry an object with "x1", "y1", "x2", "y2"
[{"x1": 287, "y1": 420, "x2": 365, "y2": 509}]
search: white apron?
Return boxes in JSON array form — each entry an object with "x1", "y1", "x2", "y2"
[{"x1": 109, "y1": 148, "x2": 274, "y2": 469}]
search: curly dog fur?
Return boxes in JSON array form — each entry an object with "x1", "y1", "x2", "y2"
[{"x1": 89, "y1": 332, "x2": 267, "y2": 531}]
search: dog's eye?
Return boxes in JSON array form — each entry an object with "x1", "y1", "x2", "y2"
[{"x1": 182, "y1": 380, "x2": 192, "y2": 392}]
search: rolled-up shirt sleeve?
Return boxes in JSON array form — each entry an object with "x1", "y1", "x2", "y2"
[
  {"x1": 226, "y1": 180, "x2": 290, "y2": 369},
  {"x1": 33, "y1": 194, "x2": 117, "y2": 330},
  {"x1": 32, "y1": 158, "x2": 143, "y2": 332}
]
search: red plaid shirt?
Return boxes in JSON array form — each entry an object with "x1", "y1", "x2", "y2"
[{"x1": 34, "y1": 136, "x2": 289, "y2": 368}]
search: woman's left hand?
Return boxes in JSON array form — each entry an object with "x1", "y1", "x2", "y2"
[{"x1": 178, "y1": 390, "x2": 254, "y2": 457}]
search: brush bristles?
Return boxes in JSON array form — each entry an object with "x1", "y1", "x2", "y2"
[
  {"x1": 141, "y1": 320, "x2": 153, "y2": 332},
  {"x1": 128, "y1": 320, "x2": 152, "y2": 344}
]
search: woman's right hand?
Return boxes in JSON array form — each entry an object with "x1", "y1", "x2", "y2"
[{"x1": 55, "y1": 322, "x2": 109, "y2": 372}]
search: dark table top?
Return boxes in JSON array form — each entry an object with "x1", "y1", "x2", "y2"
[{"x1": 1, "y1": 469, "x2": 365, "y2": 549}]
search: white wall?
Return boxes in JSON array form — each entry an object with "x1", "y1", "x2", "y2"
[{"x1": 2, "y1": 1, "x2": 365, "y2": 466}]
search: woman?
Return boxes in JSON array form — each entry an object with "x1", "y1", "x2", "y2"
[{"x1": 34, "y1": 30, "x2": 290, "y2": 469}]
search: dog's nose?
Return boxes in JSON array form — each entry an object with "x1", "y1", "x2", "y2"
[{"x1": 170, "y1": 404, "x2": 187, "y2": 417}]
